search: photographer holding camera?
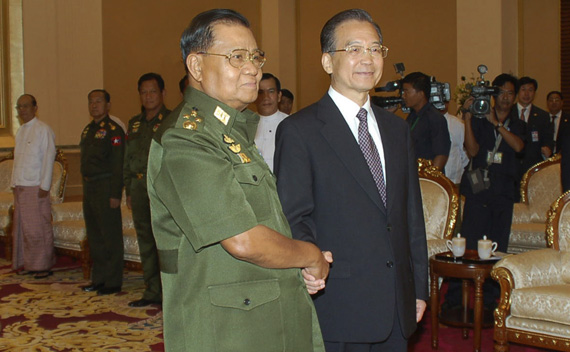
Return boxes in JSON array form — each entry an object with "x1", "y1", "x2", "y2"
[
  {"x1": 444, "y1": 73, "x2": 524, "y2": 310},
  {"x1": 402, "y1": 72, "x2": 450, "y2": 170}
]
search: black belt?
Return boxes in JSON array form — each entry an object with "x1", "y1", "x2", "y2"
[{"x1": 83, "y1": 173, "x2": 112, "y2": 182}]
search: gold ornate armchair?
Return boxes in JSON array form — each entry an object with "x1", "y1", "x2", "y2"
[
  {"x1": 508, "y1": 155, "x2": 562, "y2": 254},
  {"x1": 418, "y1": 159, "x2": 460, "y2": 259},
  {"x1": 0, "y1": 150, "x2": 67, "y2": 260},
  {"x1": 492, "y1": 191, "x2": 570, "y2": 351}
]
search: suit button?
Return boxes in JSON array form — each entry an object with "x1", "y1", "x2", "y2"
[
  {"x1": 244, "y1": 298, "x2": 251, "y2": 306},
  {"x1": 386, "y1": 225, "x2": 392, "y2": 232},
  {"x1": 252, "y1": 175, "x2": 258, "y2": 181},
  {"x1": 386, "y1": 261, "x2": 394, "y2": 268}
]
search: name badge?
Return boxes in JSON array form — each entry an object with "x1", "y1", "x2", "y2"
[
  {"x1": 487, "y1": 151, "x2": 503, "y2": 164},
  {"x1": 531, "y1": 131, "x2": 539, "y2": 142}
]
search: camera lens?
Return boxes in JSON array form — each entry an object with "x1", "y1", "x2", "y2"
[{"x1": 472, "y1": 99, "x2": 489, "y2": 115}]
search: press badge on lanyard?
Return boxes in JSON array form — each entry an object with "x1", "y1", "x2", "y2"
[{"x1": 487, "y1": 151, "x2": 503, "y2": 164}]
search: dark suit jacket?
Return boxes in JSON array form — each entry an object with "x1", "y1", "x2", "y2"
[
  {"x1": 515, "y1": 104, "x2": 554, "y2": 176},
  {"x1": 555, "y1": 112, "x2": 570, "y2": 154},
  {"x1": 274, "y1": 94, "x2": 428, "y2": 343}
]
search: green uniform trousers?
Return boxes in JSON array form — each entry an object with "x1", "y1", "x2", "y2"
[
  {"x1": 83, "y1": 177, "x2": 124, "y2": 287},
  {"x1": 130, "y1": 177, "x2": 161, "y2": 301}
]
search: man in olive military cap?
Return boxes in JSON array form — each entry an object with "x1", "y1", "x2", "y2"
[
  {"x1": 124, "y1": 73, "x2": 170, "y2": 307},
  {"x1": 80, "y1": 89, "x2": 125, "y2": 296},
  {"x1": 147, "y1": 9, "x2": 331, "y2": 352}
]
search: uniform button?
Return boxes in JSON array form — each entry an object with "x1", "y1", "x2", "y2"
[
  {"x1": 244, "y1": 298, "x2": 251, "y2": 306},
  {"x1": 252, "y1": 175, "x2": 258, "y2": 182},
  {"x1": 386, "y1": 261, "x2": 394, "y2": 268}
]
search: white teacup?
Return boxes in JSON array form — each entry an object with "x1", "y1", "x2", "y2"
[
  {"x1": 446, "y1": 236, "x2": 466, "y2": 258},
  {"x1": 478, "y1": 238, "x2": 498, "y2": 259}
]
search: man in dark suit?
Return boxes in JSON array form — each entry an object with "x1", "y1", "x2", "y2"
[
  {"x1": 514, "y1": 77, "x2": 554, "y2": 178},
  {"x1": 546, "y1": 91, "x2": 570, "y2": 154},
  {"x1": 274, "y1": 9, "x2": 428, "y2": 351}
]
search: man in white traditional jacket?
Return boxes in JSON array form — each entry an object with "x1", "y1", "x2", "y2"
[
  {"x1": 254, "y1": 73, "x2": 288, "y2": 171},
  {"x1": 11, "y1": 94, "x2": 56, "y2": 279}
]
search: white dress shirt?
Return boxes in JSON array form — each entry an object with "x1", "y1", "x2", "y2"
[
  {"x1": 444, "y1": 112, "x2": 469, "y2": 184},
  {"x1": 11, "y1": 117, "x2": 56, "y2": 191},
  {"x1": 255, "y1": 110, "x2": 288, "y2": 171},
  {"x1": 328, "y1": 86, "x2": 387, "y2": 182},
  {"x1": 552, "y1": 111, "x2": 562, "y2": 142}
]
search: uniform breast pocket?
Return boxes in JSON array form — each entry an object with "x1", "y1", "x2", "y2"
[
  {"x1": 234, "y1": 163, "x2": 272, "y2": 221},
  {"x1": 208, "y1": 279, "x2": 284, "y2": 351}
]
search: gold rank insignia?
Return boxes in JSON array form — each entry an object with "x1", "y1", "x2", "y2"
[
  {"x1": 238, "y1": 152, "x2": 251, "y2": 163},
  {"x1": 183, "y1": 120, "x2": 197, "y2": 130},
  {"x1": 110, "y1": 124, "x2": 116, "y2": 131},
  {"x1": 214, "y1": 106, "x2": 230, "y2": 125},
  {"x1": 183, "y1": 114, "x2": 190, "y2": 119},
  {"x1": 195, "y1": 117, "x2": 203, "y2": 123},
  {"x1": 228, "y1": 143, "x2": 241, "y2": 153},
  {"x1": 190, "y1": 109, "x2": 198, "y2": 118},
  {"x1": 158, "y1": 113, "x2": 163, "y2": 121},
  {"x1": 99, "y1": 121, "x2": 105, "y2": 127},
  {"x1": 223, "y1": 134, "x2": 235, "y2": 144}
]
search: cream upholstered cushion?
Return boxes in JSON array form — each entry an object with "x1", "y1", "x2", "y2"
[
  {"x1": 506, "y1": 316, "x2": 570, "y2": 339},
  {"x1": 0, "y1": 160, "x2": 13, "y2": 193},
  {"x1": 53, "y1": 220, "x2": 86, "y2": 251},
  {"x1": 52, "y1": 202, "x2": 84, "y2": 222},
  {"x1": 495, "y1": 248, "x2": 563, "y2": 289},
  {"x1": 511, "y1": 285, "x2": 570, "y2": 326},
  {"x1": 420, "y1": 179, "x2": 449, "y2": 241},
  {"x1": 526, "y1": 163, "x2": 561, "y2": 223},
  {"x1": 508, "y1": 223, "x2": 548, "y2": 253},
  {"x1": 123, "y1": 228, "x2": 141, "y2": 263}
]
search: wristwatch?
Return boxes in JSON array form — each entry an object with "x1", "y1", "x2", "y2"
[{"x1": 495, "y1": 122, "x2": 504, "y2": 131}]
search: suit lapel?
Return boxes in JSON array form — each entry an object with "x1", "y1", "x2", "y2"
[{"x1": 317, "y1": 95, "x2": 386, "y2": 213}]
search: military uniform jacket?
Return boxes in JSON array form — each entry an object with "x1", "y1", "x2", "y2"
[
  {"x1": 80, "y1": 115, "x2": 124, "y2": 199},
  {"x1": 147, "y1": 87, "x2": 324, "y2": 352},
  {"x1": 124, "y1": 105, "x2": 170, "y2": 196}
]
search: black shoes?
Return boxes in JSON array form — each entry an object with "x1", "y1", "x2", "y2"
[
  {"x1": 128, "y1": 298, "x2": 161, "y2": 307},
  {"x1": 97, "y1": 286, "x2": 122, "y2": 296},
  {"x1": 81, "y1": 283, "x2": 121, "y2": 295},
  {"x1": 34, "y1": 271, "x2": 53, "y2": 279},
  {"x1": 81, "y1": 283, "x2": 104, "y2": 292}
]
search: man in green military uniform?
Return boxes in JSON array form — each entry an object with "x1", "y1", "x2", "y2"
[
  {"x1": 80, "y1": 89, "x2": 125, "y2": 295},
  {"x1": 124, "y1": 73, "x2": 170, "y2": 307},
  {"x1": 147, "y1": 9, "x2": 331, "y2": 351}
]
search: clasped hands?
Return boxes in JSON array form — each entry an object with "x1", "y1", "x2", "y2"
[{"x1": 303, "y1": 251, "x2": 333, "y2": 294}]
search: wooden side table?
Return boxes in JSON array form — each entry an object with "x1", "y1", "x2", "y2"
[{"x1": 430, "y1": 250, "x2": 498, "y2": 352}]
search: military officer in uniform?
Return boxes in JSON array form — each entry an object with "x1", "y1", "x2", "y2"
[
  {"x1": 124, "y1": 73, "x2": 170, "y2": 307},
  {"x1": 80, "y1": 89, "x2": 125, "y2": 296},
  {"x1": 147, "y1": 9, "x2": 331, "y2": 351}
]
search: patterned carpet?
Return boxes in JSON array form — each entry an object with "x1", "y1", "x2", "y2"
[
  {"x1": 0, "y1": 256, "x2": 164, "y2": 352},
  {"x1": 0, "y1": 252, "x2": 551, "y2": 352}
]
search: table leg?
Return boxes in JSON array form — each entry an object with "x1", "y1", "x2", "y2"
[
  {"x1": 473, "y1": 275, "x2": 484, "y2": 352},
  {"x1": 462, "y1": 279, "x2": 469, "y2": 339},
  {"x1": 430, "y1": 271, "x2": 439, "y2": 349}
]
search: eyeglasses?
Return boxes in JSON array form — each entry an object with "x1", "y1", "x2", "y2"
[
  {"x1": 15, "y1": 104, "x2": 33, "y2": 110},
  {"x1": 197, "y1": 49, "x2": 266, "y2": 69},
  {"x1": 329, "y1": 45, "x2": 389, "y2": 58}
]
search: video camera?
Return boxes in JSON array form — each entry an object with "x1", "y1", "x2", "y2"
[
  {"x1": 371, "y1": 63, "x2": 450, "y2": 113},
  {"x1": 468, "y1": 64, "x2": 500, "y2": 118},
  {"x1": 371, "y1": 63, "x2": 408, "y2": 112}
]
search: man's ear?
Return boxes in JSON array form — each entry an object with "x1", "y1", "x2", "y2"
[
  {"x1": 277, "y1": 91, "x2": 282, "y2": 103},
  {"x1": 187, "y1": 54, "x2": 202, "y2": 82},
  {"x1": 322, "y1": 53, "x2": 333, "y2": 74}
]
